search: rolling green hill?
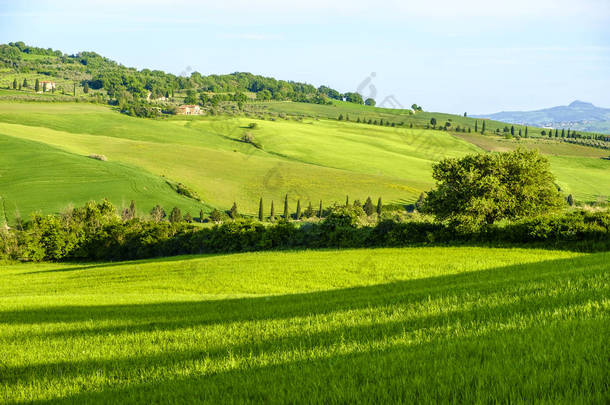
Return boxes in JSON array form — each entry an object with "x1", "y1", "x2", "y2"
[
  {"x1": 0, "y1": 101, "x2": 608, "y2": 221},
  {"x1": 0, "y1": 247, "x2": 607, "y2": 402}
]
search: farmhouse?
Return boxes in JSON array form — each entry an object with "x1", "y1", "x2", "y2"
[
  {"x1": 177, "y1": 104, "x2": 201, "y2": 115},
  {"x1": 40, "y1": 81, "x2": 56, "y2": 91}
]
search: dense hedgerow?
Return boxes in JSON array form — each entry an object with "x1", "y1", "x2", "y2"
[{"x1": 0, "y1": 201, "x2": 608, "y2": 262}]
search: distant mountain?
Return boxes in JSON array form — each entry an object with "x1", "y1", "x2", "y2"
[{"x1": 473, "y1": 101, "x2": 610, "y2": 134}]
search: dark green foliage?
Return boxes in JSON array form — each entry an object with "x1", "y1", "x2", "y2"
[
  {"x1": 376, "y1": 197, "x2": 382, "y2": 215},
  {"x1": 364, "y1": 98, "x2": 376, "y2": 106},
  {"x1": 22, "y1": 78, "x2": 27, "y2": 88},
  {"x1": 209, "y1": 209, "x2": 222, "y2": 223},
  {"x1": 34, "y1": 78, "x2": 40, "y2": 92},
  {"x1": 430, "y1": 117, "x2": 436, "y2": 127},
  {"x1": 199, "y1": 209, "x2": 205, "y2": 223},
  {"x1": 83, "y1": 82, "x2": 89, "y2": 93},
  {"x1": 270, "y1": 201, "x2": 275, "y2": 222},
  {"x1": 481, "y1": 120, "x2": 486, "y2": 134},
  {"x1": 345, "y1": 195, "x2": 349, "y2": 207},
  {"x1": 184, "y1": 213, "x2": 193, "y2": 223},
  {"x1": 343, "y1": 92, "x2": 364, "y2": 104},
  {"x1": 230, "y1": 202, "x2": 239, "y2": 219},
  {"x1": 319, "y1": 200, "x2": 323, "y2": 218},
  {"x1": 169, "y1": 207, "x2": 182, "y2": 223},
  {"x1": 283, "y1": 195, "x2": 289, "y2": 219},
  {"x1": 338, "y1": 114, "x2": 343, "y2": 121},
  {"x1": 475, "y1": 121, "x2": 478, "y2": 132},
  {"x1": 12, "y1": 78, "x2": 17, "y2": 89},
  {"x1": 363, "y1": 197, "x2": 375, "y2": 216},
  {"x1": 423, "y1": 149, "x2": 564, "y2": 230},
  {"x1": 305, "y1": 202, "x2": 314, "y2": 218},
  {"x1": 1, "y1": 200, "x2": 608, "y2": 262},
  {"x1": 415, "y1": 193, "x2": 425, "y2": 211},
  {"x1": 258, "y1": 198, "x2": 264, "y2": 221},
  {"x1": 296, "y1": 200, "x2": 302, "y2": 220},
  {"x1": 567, "y1": 194, "x2": 574, "y2": 206}
]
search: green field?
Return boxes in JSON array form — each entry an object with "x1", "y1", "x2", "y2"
[
  {"x1": 0, "y1": 101, "x2": 608, "y2": 222},
  {"x1": 0, "y1": 247, "x2": 607, "y2": 403}
]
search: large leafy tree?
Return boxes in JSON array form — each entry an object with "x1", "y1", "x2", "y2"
[{"x1": 422, "y1": 149, "x2": 564, "y2": 230}]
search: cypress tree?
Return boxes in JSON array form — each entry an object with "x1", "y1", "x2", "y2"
[
  {"x1": 376, "y1": 197, "x2": 382, "y2": 215},
  {"x1": 475, "y1": 120, "x2": 478, "y2": 132},
  {"x1": 510, "y1": 126, "x2": 514, "y2": 136},
  {"x1": 338, "y1": 114, "x2": 343, "y2": 121},
  {"x1": 305, "y1": 202, "x2": 314, "y2": 217},
  {"x1": 283, "y1": 194, "x2": 289, "y2": 219},
  {"x1": 357, "y1": 117, "x2": 361, "y2": 123},
  {"x1": 169, "y1": 207, "x2": 182, "y2": 223},
  {"x1": 561, "y1": 128, "x2": 565, "y2": 138},
  {"x1": 22, "y1": 78, "x2": 28, "y2": 88},
  {"x1": 73, "y1": 83, "x2": 77, "y2": 96},
  {"x1": 363, "y1": 197, "x2": 374, "y2": 216},
  {"x1": 128, "y1": 200, "x2": 136, "y2": 219},
  {"x1": 83, "y1": 82, "x2": 89, "y2": 94},
  {"x1": 345, "y1": 114, "x2": 349, "y2": 121},
  {"x1": 518, "y1": 129, "x2": 522, "y2": 136},
  {"x1": 319, "y1": 200, "x2": 323, "y2": 218},
  {"x1": 525, "y1": 126, "x2": 528, "y2": 137},
  {"x1": 230, "y1": 202, "x2": 239, "y2": 219},
  {"x1": 270, "y1": 201, "x2": 275, "y2": 222},
  {"x1": 34, "y1": 78, "x2": 40, "y2": 92},
  {"x1": 258, "y1": 197, "x2": 264, "y2": 221},
  {"x1": 481, "y1": 120, "x2": 485, "y2": 134},
  {"x1": 12, "y1": 78, "x2": 17, "y2": 89},
  {"x1": 345, "y1": 195, "x2": 349, "y2": 207},
  {"x1": 199, "y1": 209, "x2": 205, "y2": 223},
  {"x1": 295, "y1": 200, "x2": 302, "y2": 220},
  {"x1": 42, "y1": 82, "x2": 47, "y2": 93},
  {"x1": 567, "y1": 194, "x2": 574, "y2": 206},
  {"x1": 555, "y1": 129, "x2": 559, "y2": 137}
]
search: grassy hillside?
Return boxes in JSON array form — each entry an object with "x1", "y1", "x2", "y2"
[
  {"x1": 0, "y1": 247, "x2": 607, "y2": 402},
  {"x1": 0, "y1": 135, "x2": 206, "y2": 222},
  {"x1": 0, "y1": 101, "x2": 608, "y2": 220}
]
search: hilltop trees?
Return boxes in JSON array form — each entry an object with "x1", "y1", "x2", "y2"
[
  {"x1": 365, "y1": 98, "x2": 376, "y2": 106},
  {"x1": 150, "y1": 205, "x2": 166, "y2": 222},
  {"x1": 422, "y1": 149, "x2": 564, "y2": 230},
  {"x1": 344, "y1": 92, "x2": 364, "y2": 104}
]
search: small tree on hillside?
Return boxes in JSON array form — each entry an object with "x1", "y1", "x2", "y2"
[
  {"x1": 475, "y1": 120, "x2": 478, "y2": 132},
  {"x1": 12, "y1": 78, "x2": 17, "y2": 89},
  {"x1": 34, "y1": 78, "x2": 40, "y2": 92},
  {"x1": 229, "y1": 202, "x2": 239, "y2": 219},
  {"x1": 510, "y1": 126, "x2": 515, "y2": 136},
  {"x1": 363, "y1": 197, "x2": 375, "y2": 216},
  {"x1": 199, "y1": 209, "x2": 205, "y2": 223},
  {"x1": 338, "y1": 114, "x2": 343, "y2": 121},
  {"x1": 376, "y1": 197, "x2": 382, "y2": 215},
  {"x1": 209, "y1": 209, "x2": 222, "y2": 223},
  {"x1": 184, "y1": 213, "x2": 193, "y2": 223},
  {"x1": 22, "y1": 78, "x2": 28, "y2": 88},
  {"x1": 422, "y1": 149, "x2": 564, "y2": 230},
  {"x1": 567, "y1": 194, "x2": 574, "y2": 207},
  {"x1": 283, "y1": 194, "x2": 289, "y2": 219},
  {"x1": 83, "y1": 82, "x2": 89, "y2": 94},
  {"x1": 481, "y1": 120, "x2": 486, "y2": 134},
  {"x1": 345, "y1": 195, "x2": 349, "y2": 207},
  {"x1": 525, "y1": 126, "x2": 528, "y2": 137},
  {"x1": 430, "y1": 117, "x2": 437, "y2": 128},
  {"x1": 365, "y1": 98, "x2": 376, "y2": 106},
  {"x1": 150, "y1": 205, "x2": 165, "y2": 222},
  {"x1": 169, "y1": 207, "x2": 182, "y2": 223},
  {"x1": 258, "y1": 198, "x2": 264, "y2": 221},
  {"x1": 295, "y1": 200, "x2": 302, "y2": 220},
  {"x1": 415, "y1": 193, "x2": 425, "y2": 211},
  {"x1": 304, "y1": 202, "x2": 314, "y2": 218},
  {"x1": 319, "y1": 200, "x2": 323, "y2": 218}
]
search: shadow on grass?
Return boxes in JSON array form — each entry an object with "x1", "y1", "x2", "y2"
[{"x1": 1, "y1": 253, "x2": 608, "y2": 403}]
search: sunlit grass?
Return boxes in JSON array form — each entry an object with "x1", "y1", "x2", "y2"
[{"x1": 0, "y1": 247, "x2": 607, "y2": 403}]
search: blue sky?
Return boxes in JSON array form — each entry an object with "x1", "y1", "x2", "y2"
[{"x1": 1, "y1": 0, "x2": 609, "y2": 113}]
